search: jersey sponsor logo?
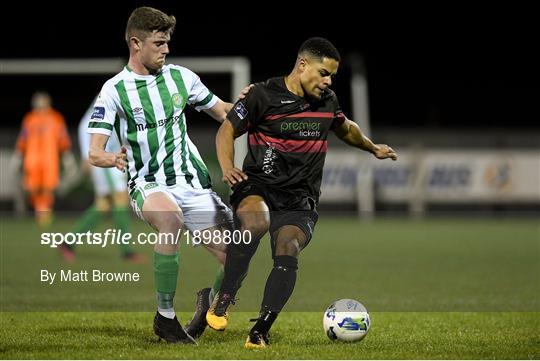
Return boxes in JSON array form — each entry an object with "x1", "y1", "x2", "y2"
[
  {"x1": 135, "y1": 115, "x2": 181, "y2": 131},
  {"x1": 234, "y1": 102, "x2": 248, "y2": 120},
  {"x1": 90, "y1": 106, "x2": 105, "y2": 120},
  {"x1": 280, "y1": 121, "x2": 321, "y2": 137},
  {"x1": 132, "y1": 107, "x2": 143, "y2": 114},
  {"x1": 171, "y1": 93, "x2": 184, "y2": 109},
  {"x1": 262, "y1": 145, "x2": 277, "y2": 174}
]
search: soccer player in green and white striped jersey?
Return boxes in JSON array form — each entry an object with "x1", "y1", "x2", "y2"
[{"x1": 88, "y1": 7, "x2": 247, "y2": 344}]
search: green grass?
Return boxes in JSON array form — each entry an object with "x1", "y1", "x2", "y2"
[
  {"x1": 1, "y1": 312, "x2": 538, "y2": 359},
  {"x1": 1, "y1": 216, "x2": 539, "y2": 358}
]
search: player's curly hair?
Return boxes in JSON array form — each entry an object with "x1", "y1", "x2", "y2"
[
  {"x1": 298, "y1": 37, "x2": 341, "y2": 62},
  {"x1": 125, "y1": 7, "x2": 176, "y2": 43}
]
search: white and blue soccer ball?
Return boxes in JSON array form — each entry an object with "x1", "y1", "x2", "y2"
[{"x1": 323, "y1": 299, "x2": 370, "y2": 342}]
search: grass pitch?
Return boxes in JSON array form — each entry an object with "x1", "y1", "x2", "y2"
[
  {"x1": 1, "y1": 311, "x2": 538, "y2": 359},
  {"x1": 1, "y1": 216, "x2": 539, "y2": 358}
]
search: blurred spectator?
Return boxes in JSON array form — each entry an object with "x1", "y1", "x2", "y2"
[{"x1": 15, "y1": 91, "x2": 75, "y2": 227}]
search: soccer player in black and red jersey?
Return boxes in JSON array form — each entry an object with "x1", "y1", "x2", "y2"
[{"x1": 207, "y1": 37, "x2": 398, "y2": 348}]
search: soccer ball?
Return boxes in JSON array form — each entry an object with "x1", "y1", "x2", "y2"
[{"x1": 323, "y1": 299, "x2": 370, "y2": 342}]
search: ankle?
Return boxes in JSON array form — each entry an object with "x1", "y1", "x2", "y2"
[{"x1": 251, "y1": 308, "x2": 278, "y2": 334}]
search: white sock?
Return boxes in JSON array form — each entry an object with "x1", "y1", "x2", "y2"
[{"x1": 158, "y1": 307, "x2": 176, "y2": 319}]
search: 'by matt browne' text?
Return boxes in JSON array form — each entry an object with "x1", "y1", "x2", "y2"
[{"x1": 40, "y1": 269, "x2": 140, "y2": 284}]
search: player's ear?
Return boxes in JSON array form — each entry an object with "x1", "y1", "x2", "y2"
[
  {"x1": 130, "y1": 36, "x2": 141, "y2": 50},
  {"x1": 298, "y1": 57, "x2": 309, "y2": 72}
]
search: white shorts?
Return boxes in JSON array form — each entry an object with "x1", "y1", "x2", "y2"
[
  {"x1": 90, "y1": 166, "x2": 127, "y2": 196},
  {"x1": 129, "y1": 180, "x2": 233, "y2": 232}
]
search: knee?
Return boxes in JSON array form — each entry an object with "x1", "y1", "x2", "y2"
[
  {"x1": 274, "y1": 238, "x2": 301, "y2": 257},
  {"x1": 154, "y1": 212, "x2": 183, "y2": 234},
  {"x1": 236, "y1": 213, "x2": 269, "y2": 240},
  {"x1": 235, "y1": 197, "x2": 270, "y2": 240}
]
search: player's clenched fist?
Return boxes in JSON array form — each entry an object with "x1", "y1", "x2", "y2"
[{"x1": 114, "y1": 146, "x2": 128, "y2": 171}]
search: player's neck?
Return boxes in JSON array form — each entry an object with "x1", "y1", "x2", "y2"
[
  {"x1": 284, "y1": 74, "x2": 304, "y2": 98},
  {"x1": 127, "y1": 58, "x2": 160, "y2": 76}
]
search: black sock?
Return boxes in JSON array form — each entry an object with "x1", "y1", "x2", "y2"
[
  {"x1": 251, "y1": 308, "x2": 278, "y2": 335},
  {"x1": 219, "y1": 238, "x2": 259, "y2": 297},
  {"x1": 260, "y1": 255, "x2": 298, "y2": 314}
]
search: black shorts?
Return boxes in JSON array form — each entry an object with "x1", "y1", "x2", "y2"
[{"x1": 230, "y1": 180, "x2": 319, "y2": 245}]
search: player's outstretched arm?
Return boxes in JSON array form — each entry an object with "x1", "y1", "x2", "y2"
[
  {"x1": 216, "y1": 119, "x2": 247, "y2": 187},
  {"x1": 333, "y1": 118, "x2": 397, "y2": 161},
  {"x1": 88, "y1": 134, "x2": 127, "y2": 171}
]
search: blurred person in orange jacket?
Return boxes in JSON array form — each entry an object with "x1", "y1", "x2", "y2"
[{"x1": 16, "y1": 91, "x2": 73, "y2": 227}]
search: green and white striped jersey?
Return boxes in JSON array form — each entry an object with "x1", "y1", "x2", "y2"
[{"x1": 87, "y1": 64, "x2": 218, "y2": 189}]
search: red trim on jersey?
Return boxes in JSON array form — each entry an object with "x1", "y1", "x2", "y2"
[
  {"x1": 264, "y1": 111, "x2": 334, "y2": 121},
  {"x1": 249, "y1": 132, "x2": 327, "y2": 153}
]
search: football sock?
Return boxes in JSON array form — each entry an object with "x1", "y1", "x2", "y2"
[
  {"x1": 154, "y1": 252, "x2": 179, "y2": 318},
  {"x1": 112, "y1": 206, "x2": 133, "y2": 255},
  {"x1": 209, "y1": 265, "x2": 247, "y2": 303},
  {"x1": 209, "y1": 266, "x2": 224, "y2": 303},
  {"x1": 251, "y1": 308, "x2": 278, "y2": 335},
  {"x1": 67, "y1": 206, "x2": 101, "y2": 250},
  {"x1": 260, "y1": 255, "x2": 298, "y2": 313},
  {"x1": 219, "y1": 239, "x2": 259, "y2": 297},
  {"x1": 35, "y1": 191, "x2": 54, "y2": 211},
  {"x1": 73, "y1": 205, "x2": 101, "y2": 231}
]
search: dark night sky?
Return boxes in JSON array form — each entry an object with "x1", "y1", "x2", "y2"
[{"x1": 2, "y1": 2, "x2": 539, "y2": 132}]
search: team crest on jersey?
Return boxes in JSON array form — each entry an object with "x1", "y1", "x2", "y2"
[
  {"x1": 171, "y1": 93, "x2": 184, "y2": 109},
  {"x1": 91, "y1": 106, "x2": 105, "y2": 120}
]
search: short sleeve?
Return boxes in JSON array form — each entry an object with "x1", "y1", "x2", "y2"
[
  {"x1": 78, "y1": 97, "x2": 98, "y2": 158},
  {"x1": 226, "y1": 85, "x2": 266, "y2": 137},
  {"x1": 183, "y1": 68, "x2": 218, "y2": 112},
  {"x1": 87, "y1": 85, "x2": 117, "y2": 136},
  {"x1": 329, "y1": 92, "x2": 346, "y2": 130}
]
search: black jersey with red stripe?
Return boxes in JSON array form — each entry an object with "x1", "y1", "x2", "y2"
[{"x1": 227, "y1": 77, "x2": 346, "y2": 200}]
